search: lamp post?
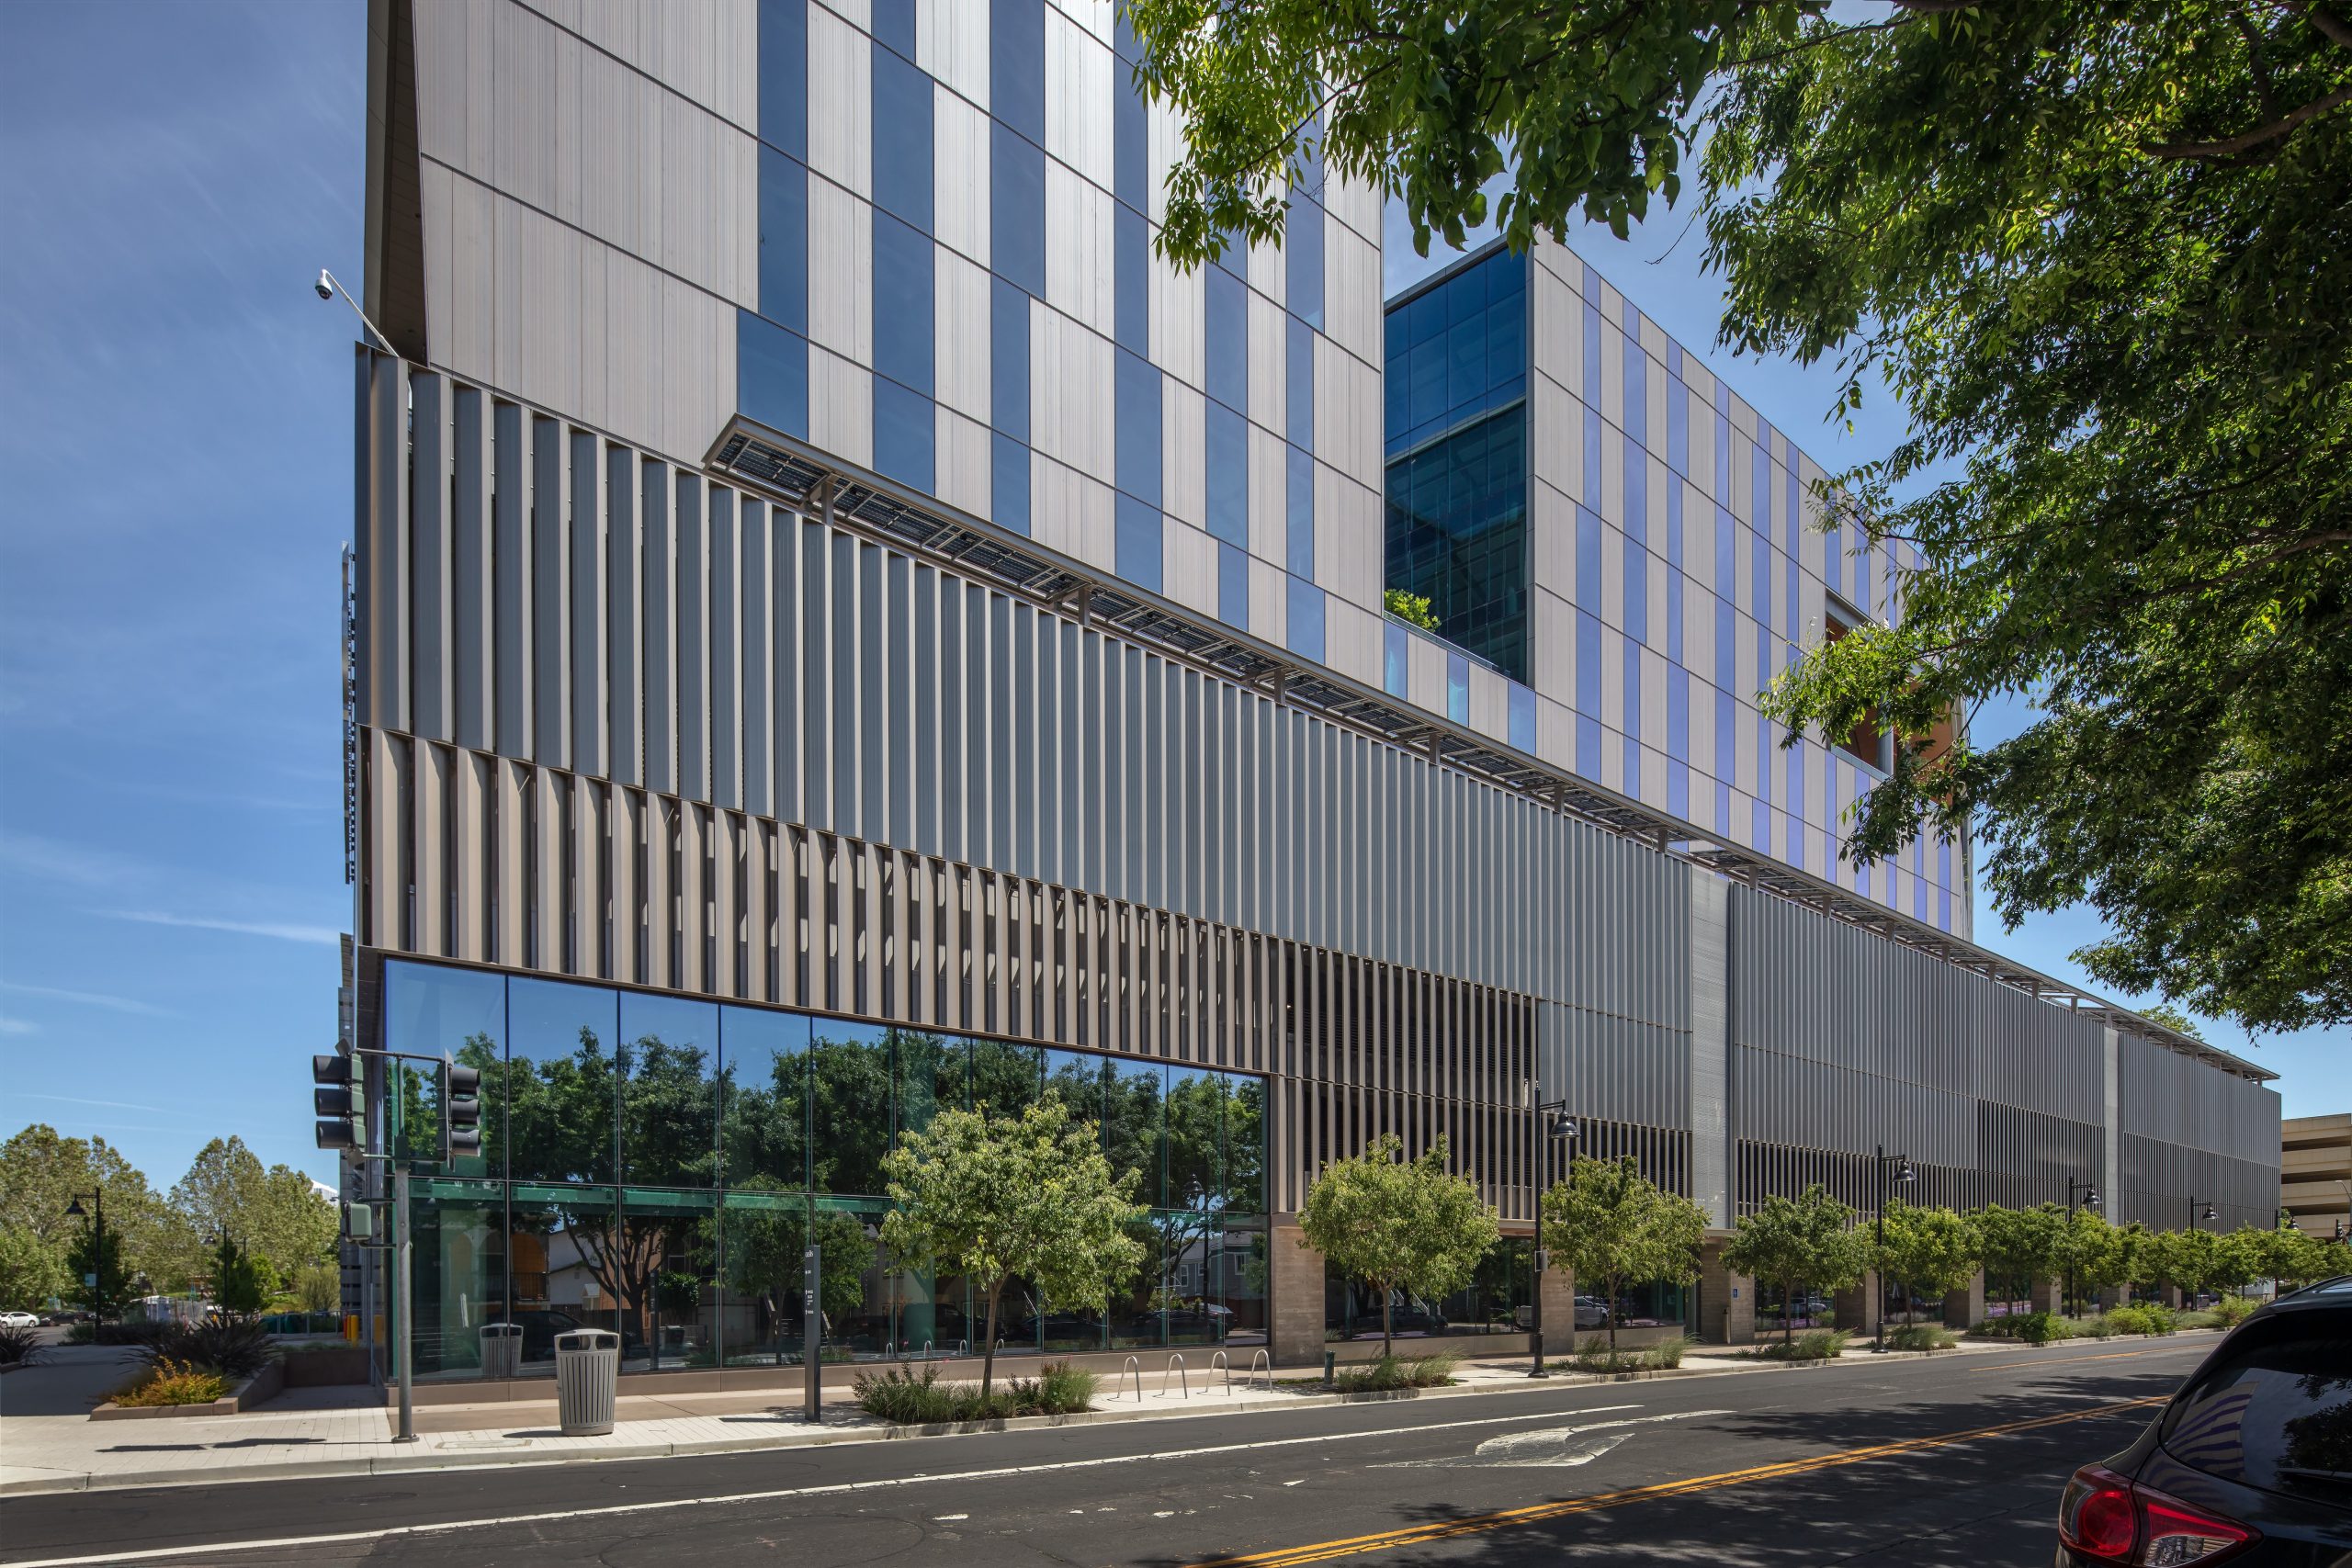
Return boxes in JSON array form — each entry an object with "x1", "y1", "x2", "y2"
[
  {"x1": 2066, "y1": 1179, "x2": 2101, "y2": 1319},
  {"x1": 63, "y1": 1188, "x2": 105, "y2": 1325},
  {"x1": 2188, "y1": 1197, "x2": 2216, "y2": 1232},
  {"x1": 1871, "y1": 1146, "x2": 1915, "y2": 1352},
  {"x1": 1527, "y1": 1099, "x2": 1577, "y2": 1377}
]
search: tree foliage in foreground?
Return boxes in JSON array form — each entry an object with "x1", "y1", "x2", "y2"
[
  {"x1": 1298, "y1": 1134, "x2": 1499, "y2": 1357},
  {"x1": 1541, "y1": 1155, "x2": 1708, "y2": 1353},
  {"x1": 881, "y1": 1100, "x2": 1147, "y2": 1394},
  {"x1": 1130, "y1": 0, "x2": 2352, "y2": 1032}
]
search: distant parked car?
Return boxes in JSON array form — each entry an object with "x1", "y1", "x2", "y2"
[
  {"x1": 1573, "y1": 1295, "x2": 1611, "y2": 1330},
  {"x1": 0, "y1": 1311, "x2": 39, "y2": 1329}
]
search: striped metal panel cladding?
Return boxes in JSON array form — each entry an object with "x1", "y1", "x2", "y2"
[
  {"x1": 1725, "y1": 884, "x2": 2114, "y2": 1214},
  {"x1": 359, "y1": 359, "x2": 1699, "y2": 1010},
  {"x1": 2115, "y1": 1033, "x2": 2282, "y2": 1231},
  {"x1": 353, "y1": 358, "x2": 2280, "y2": 1224}
]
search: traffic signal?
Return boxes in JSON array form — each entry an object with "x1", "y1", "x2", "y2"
[
  {"x1": 443, "y1": 1061, "x2": 482, "y2": 1161},
  {"x1": 312, "y1": 1052, "x2": 366, "y2": 1151}
]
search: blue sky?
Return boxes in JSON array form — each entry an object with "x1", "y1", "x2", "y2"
[{"x1": 0, "y1": 2, "x2": 2339, "y2": 1199}]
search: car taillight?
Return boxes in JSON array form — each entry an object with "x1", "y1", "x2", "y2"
[{"x1": 2058, "y1": 1464, "x2": 2257, "y2": 1565}]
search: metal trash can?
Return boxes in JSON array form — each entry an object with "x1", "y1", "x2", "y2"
[
  {"x1": 554, "y1": 1328, "x2": 620, "y2": 1435},
  {"x1": 480, "y1": 1322, "x2": 523, "y2": 1381}
]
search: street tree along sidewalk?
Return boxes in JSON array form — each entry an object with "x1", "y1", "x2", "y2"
[
  {"x1": 1872, "y1": 1201, "x2": 1978, "y2": 1327},
  {"x1": 1541, "y1": 1155, "x2": 1708, "y2": 1356},
  {"x1": 879, "y1": 1100, "x2": 1145, "y2": 1396},
  {"x1": 1975, "y1": 1202, "x2": 2070, "y2": 1309},
  {"x1": 1721, "y1": 1185, "x2": 1866, "y2": 1347},
  {"x1": 1297, "y1": 1134, "x2": 1498, "y2": 1358}
]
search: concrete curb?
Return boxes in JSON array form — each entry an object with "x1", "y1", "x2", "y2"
[{"x1": 0, "y1": 1331, "x2": 2219, "y2": 1497}]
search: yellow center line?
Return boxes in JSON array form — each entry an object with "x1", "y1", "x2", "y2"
[{"x1": 1183, "y1": 1395, "x2": 2168, "y2": 1568}]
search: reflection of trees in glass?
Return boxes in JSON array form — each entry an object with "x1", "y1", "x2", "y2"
[
  {"x1": 893, "y1": 1032, "x2": 966, "y2": 1140},
  {"x1": 969, "y1": 1039, "x2": 1041, "y2": 1118},
  {"x1": 720, "y1": 1180, "x2": 874, "y2": 1329},
  {"x1": 808, "y1": 1029, "x2": 891, "y2": 1195},
  {"x1": 1102, "y1": 1062, "x2": 1163, "y2": 1209},
  {"x1": 2283, "y1": 1398, "x2": 2352, "y2": 1482},
  {"x1": 719, "y1": 1040, "x2": 808, "y2": 1190},
  {"x1": 501, "y1": 1023, "x2": 720, "y2": 1343},
  {"x1": 1224, "y1": 1078, "x2": 1265, "y2": 1213},
  {"x1": 1159, "y1": 1072, "x2": 1225, "y2": 1314}
]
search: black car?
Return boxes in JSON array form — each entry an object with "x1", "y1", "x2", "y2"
[{"x1": 2055, "y1": 1276, "x2": 2352, "y2": 1564}]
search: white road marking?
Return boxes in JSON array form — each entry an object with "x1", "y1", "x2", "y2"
[
  {"x1": 1370, "y1": 1409, "x2": 1732, "y2": 1469},
  {"x1": 933, "y1": 1514, "x2": 968, "y2": 1521},
  {"x1": 0, "y1": 1403, "x2": 1645, "y2": 1568}
]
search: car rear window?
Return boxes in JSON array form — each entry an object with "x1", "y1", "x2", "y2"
[{"x1": 2160, "y1": 1320, "x2": 2352, "y2": 1507}]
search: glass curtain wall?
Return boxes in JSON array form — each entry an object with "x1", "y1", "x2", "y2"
[{"x1": 388, "y1": 960, "x2": 1270, "y2": 1377}]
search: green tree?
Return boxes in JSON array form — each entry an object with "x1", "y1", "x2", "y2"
[
  {"x1": 0, "y1": 1124, "x2": 177, "y2": 1292},
  {"x1": 2145, "y1": 1226, "x2": 2223, "y2": 1302},
  {"x1": 1383, "y1": 589, "x2": 1440, "y2": 632},
  {"x1": 65, "y1": 1219, "x2": 131, "y2": 1320},
  {"x1": 2137, "y1": 1006, "x2": 2207, "y2": 1043},
  {"x1": 167, "y1": 1137, "x2": 338, "y2": 1288},
  {"x1": 1873, "y1": 1201, "x2": 1978, "y2": 1328},
  {"x1": 1721, "y1": 1185, "x2": 1866, "y2": 1347},
  {"x1": 1541, "y1": 1155, "x2": 1708, "y2": 1355},
  {"x1": 0, "y1": 1224, "x2": 67, "y2": 1311},
  {"x1": 210, "y1": 1233, "x2": 270, "y2": 1318},
  {"x1": 880, "y1": 1100, "x2": 1147, "y2": 1395},
  {"x1": 1131, "y1": 1, "x2": 2352, "y2": 1033},
  {"x1": 290, "y1": 1260, "x2": 342, "y2": 1315},
  {"x1": 2063, "y1": 1210, "x2": 2132, "y2": 1314},
  {"x1": 1298, "y1": 1134, "x2": 1498, "y2": 1358},
  {"x1": 1975, "y1": 1203, "x2": 2068, "y2": 1309}
]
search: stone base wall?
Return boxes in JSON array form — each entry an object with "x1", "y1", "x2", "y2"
[
  {"x1": 1943, "y1": 1270, "x2": 1986, "y2": 1329},
  {"x1": 1269, "y1": 1220, "x2": 1324, "y2": 1369},
  {"x1": 1697, "y1": 1238, "x2": 1755, "y2": 1345}
]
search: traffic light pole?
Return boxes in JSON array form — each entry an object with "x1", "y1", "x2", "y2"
[
  {"x1": 323, "y1": 1045, "x2": 469, "y2": 1447},
  {"x1": 394, "y1": 1168, "x2": 414, "y2": 1444}
]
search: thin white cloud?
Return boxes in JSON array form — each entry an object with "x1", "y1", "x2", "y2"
[
  {"x1": 0, "y1": 1016, "x2": 38, "y2": 1036},
  {"x1": 18, "y1": 1092, "x2": 182, "y2": 1115},
  {"x1": 0, "y1": 981, "x2": 176, "y2": 1018},
  {"x1": 99, "y1": 909, "x2": 342, "y2": 946}
]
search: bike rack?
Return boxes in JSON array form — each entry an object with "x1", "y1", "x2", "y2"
[
  {"x1": 1246, "y1": 1348, "x2": 1272, "y2": 1389},
  {"x1": 1209, "y1": 1349, "x2": 1232, "y2": 1394},
  {"x1": 1163, "y1": 1352, "x2": 1188, "y2": 1399},
  {"x1": 1119, "y1": 1355, "x2": 1143, "y2": 1403}
]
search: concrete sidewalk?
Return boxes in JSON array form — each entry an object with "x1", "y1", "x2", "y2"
[{"x1": 0, "y1": 1332, "x2": 2146, "y2": 1498}]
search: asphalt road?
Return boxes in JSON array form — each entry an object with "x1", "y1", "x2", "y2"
[{"x1": 0, "y1": 1337, "x2": 2215, "y2": 1568}]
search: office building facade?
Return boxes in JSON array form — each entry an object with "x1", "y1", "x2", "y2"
[{"x1": 344, "y1": 0, "x2": 2279, "y2": 1376}]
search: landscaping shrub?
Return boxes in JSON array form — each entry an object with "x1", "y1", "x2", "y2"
[
  {"x1": 111, "y1": 1359, "x2": 230, "y2": 1408},
  {"x1": 2102, "y1": 1304, "x2": 2177, "y2": 1337},
  {"x1": 0, "y1": 1325, "x2": 44, "y2": 1367},
  {"x1": 1998, "y1": 1311, "x2": 2074, "y2": 1345},
  {"x1": 153, "y1": 1318, "x2": 278, "y2": 1378},
  {"x1": 2210, "y1": 1295, "x2": 2259, "y2": 1326},
  {"x1": 1769, "y1": 1335, "x2": 1853, "y2": 1363},
  {"x1": 2072, "y1": 1316, "x2": 2118, "y2": 1338},
  {"x1": 1886, "y1": 1323, "x2": 1958, "y2": 1352},
  {"x1": 1566, "y1": 1337, "x2": 1689, "y2": 1373},
  {"x1": 853, "y1": 1359, "x2": 1100, "y2": 1424},
  {"x1": 1332, "y1": 1351, "x2": 1461, "y2": 1392},
  {"x1": 1758, "y1": 1329, "x2": 1850, "y2": 1362}
]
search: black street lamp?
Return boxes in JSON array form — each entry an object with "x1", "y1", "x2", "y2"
[
  {"x1": 63, "y1": 1187, "x2": 105, "y2": 1325},
  {"x1": 2188, "y1": 1196, "x2": 2217, "y2": 1232},
  {"x1": 2065, "y1": 1179, "x2": 2101, "y2": 1318},
  {"x1": 1528, "y1": 1100, "x2": 1577, "y2": 1378},
  {"x1": 1871, "y1": 1145, "x2": 1915, "y2": 1352}
]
